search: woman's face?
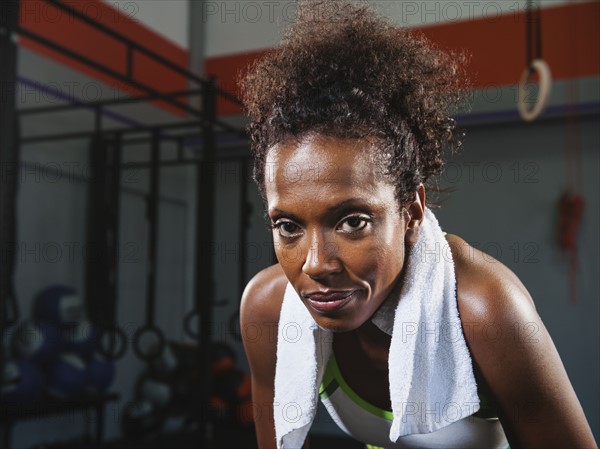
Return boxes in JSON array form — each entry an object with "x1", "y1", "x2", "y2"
[{"x1": 265, "y1": 133, "x2": 411, "y2": 332}]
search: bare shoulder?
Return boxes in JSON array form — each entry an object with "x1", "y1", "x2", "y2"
[
  {"x1": 240, "y1": 264, "x2": 289, "y2": 449},
  {"x1": 240, "y1": 263, "x2": 288, "y2": 377},
  {"x1": 445, "y1": 233, "x2": 536, "y2": 323},
  {"x1": 240, "y1": 262, "x2": 288, "y2": 328},
  {"x1": 445, "y1": 232, "x2": 543, "y2": 373},
  {"x1": 444, "y1": 234, "x2": 596, "y2": 448}
]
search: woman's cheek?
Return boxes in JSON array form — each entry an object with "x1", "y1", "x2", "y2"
[{"x1": 274, "y1": 240, "x2": 300, "y2": 267}]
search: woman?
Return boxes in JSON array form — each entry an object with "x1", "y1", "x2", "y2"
[{"x1": 239, "y1": 2, "x2": 596, "y2": 448}]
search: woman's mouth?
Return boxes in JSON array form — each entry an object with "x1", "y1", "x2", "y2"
[{"x1": 304, "y1": 290, "x2": 356, "y2": 314}]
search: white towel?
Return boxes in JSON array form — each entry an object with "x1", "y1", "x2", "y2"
[{"x1": 274, "y1": 208, "x2": 480, "y2": 448}]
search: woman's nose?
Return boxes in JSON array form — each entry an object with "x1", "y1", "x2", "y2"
[{"x1": 301, "y1": 232, "x2": 342, "y2": 279}]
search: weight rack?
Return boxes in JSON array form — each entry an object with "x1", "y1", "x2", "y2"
[{"x1": 0, "y1": 1, "x2": 250, "y2": 447}]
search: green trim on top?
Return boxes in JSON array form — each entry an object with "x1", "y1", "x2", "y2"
[
  {"x1": 319, "y1": 354, "x2": 337, "y2": 395},
  {"x1": 320, "y1": 354, "x2": 394, "y2": 421},
  {"x1": 319, "y1": 378, "x2": 339, "y2": 402}
]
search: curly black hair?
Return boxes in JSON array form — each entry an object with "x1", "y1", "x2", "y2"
[{"x1": 240, "y1": 0, "x2": 469, "y2": 208}]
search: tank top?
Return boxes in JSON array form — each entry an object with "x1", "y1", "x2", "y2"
[{"x1": 319, "y1": 354, "x2": 510, "y2": 449}]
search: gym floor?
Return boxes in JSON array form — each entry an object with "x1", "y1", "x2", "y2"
[{"x1": 25, "y1": 429, "x2": 365, "y2": 449}]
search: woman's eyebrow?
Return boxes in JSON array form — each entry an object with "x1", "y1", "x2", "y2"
[
  {"x1": 267, "y1": 208, "x2": 303, "y2": 223},
  {"x1": 326, "y1": 198, "x2": 374, "y2": 214},
  {"x1": 269, "y1": 198, "x2": 375, "y2": 221}
]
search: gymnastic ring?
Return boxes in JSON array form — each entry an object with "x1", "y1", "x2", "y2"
[
  {"x1": 97, "y1": 325, "x2": 127, "y2": 361},
  {"x1": 517, "y1": 59, "x2": 552, "y2": 122},
  {"x1": 133, "y1": 325, "x2": 165, "y2": 361},
  {"x1": 183, "y1": 309, "x2": 200, "y2": 339}
]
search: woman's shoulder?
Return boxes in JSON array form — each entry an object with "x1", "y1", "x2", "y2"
[
  {"x1": 241, "y1": 263, "x2": 288, "y2": 325},
  {"x1": 444, "y1": 232, "x2": 543, "y2": 377},
  {"x1": 443, "y1": 235, "x2": 596, "y2": 446},
  {"x1": 240, "y1": 264, "x2": 288, "y2": 389},
  {"x1": 444, "y1": 232, "x2": 536, "y2": 325},
  {"x1": 239, "y1": 264, "x2": 290, "y2": 447},
  {"x1": 240, "y1": 263, "x2": 288, "y2": 356}
]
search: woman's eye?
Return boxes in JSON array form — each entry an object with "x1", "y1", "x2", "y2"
[
  {"x1": 274, "y1": 221, "x2": 301, "y2": 238},
  {"x1": 339, "y1": 215, "x2": 370, "y2": 233}
]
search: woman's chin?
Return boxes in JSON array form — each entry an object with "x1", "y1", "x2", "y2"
[{"x1": 313, "y1": 315, "x2": 364, "y2": 333}]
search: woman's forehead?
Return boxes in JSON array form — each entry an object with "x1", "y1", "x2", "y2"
[
  {"x1": 264, "y1": 134, "x2": 394, "y2": 206},
  {"x1": 266, "y1": 133, "x2": 379, "y2": 169}
]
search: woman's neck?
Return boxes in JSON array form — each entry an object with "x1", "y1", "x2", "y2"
[{"x1": 349, "y1": 320, "x2": 391, "y2": 370}]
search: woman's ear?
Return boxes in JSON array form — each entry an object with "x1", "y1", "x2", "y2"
[{"x1": 404, "y1": 184, "x2": 426, "y2": 246}]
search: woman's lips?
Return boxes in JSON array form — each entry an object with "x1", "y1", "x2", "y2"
[{"x1": 304, "y1": 290, "x2": 356, "y2": 313}]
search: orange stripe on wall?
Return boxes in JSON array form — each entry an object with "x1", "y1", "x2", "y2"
[
  {"x1": 418, "y1": 1, "x2": 600, "y2": 87},
  {"x1": 205, "y1": 50, "x2": 267, "y2": 116},
  {"x1": 19, "y1": 0, "x2": 189, "y2": 116},
  {"x1": 206, "y1": 1, "x2": 600, "y2": 116}
]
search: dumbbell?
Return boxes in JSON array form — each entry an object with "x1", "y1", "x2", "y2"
[
  {"x1": 33, "y1": 285, "x2": 82, "y2": 328},
  {"x1": 11, "y1": 320, "x2": 63, "y2": 364}
]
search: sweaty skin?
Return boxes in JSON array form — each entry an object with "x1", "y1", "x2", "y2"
[{"x1": 240, "y1": 134, "x2": 597, "y2": 449}]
